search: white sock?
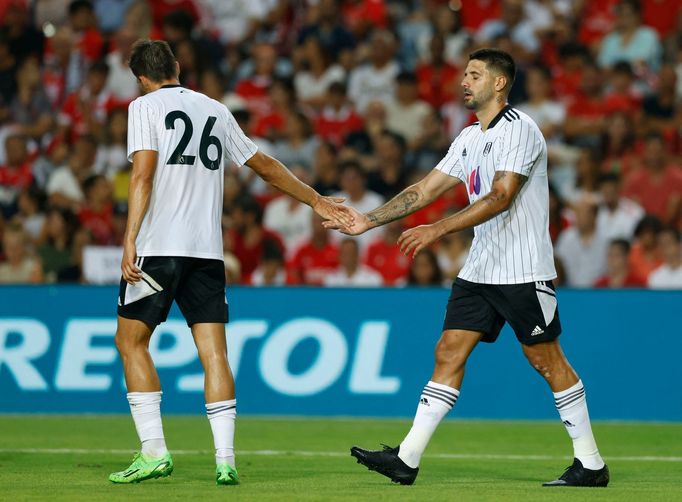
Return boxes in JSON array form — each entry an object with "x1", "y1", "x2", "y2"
[
  {"x1": 206, "y1": 399, "x2": 237, "y2": 467},
  {"x1": 554, "y1": 380, "x2": 604, "y2": 470},
  {"x1": 127, "y1": 391, "x2": 168, "y2": 458},
  {"x1": 398, "y1": 381, "x2": 459, "y2": 469}
]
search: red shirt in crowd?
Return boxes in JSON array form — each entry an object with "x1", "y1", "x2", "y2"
[
  {"x1": 287, "y1": 240, "x2": 339, "y2": 285},
  {"x1": 459, "y1": 0, "x2": 501, "y2": 31},
  {"x1": 229, "y1": 229, "x2": 284, "y2": 282},
  {"x1": 642, "y1": 0, "x2": 682, "y2": 38},
  {"x1": 594, "y1": 273, "x2": 646, "y2": 288},
  {"x1": 59, "y1": 90, "x2": 118, "y2": 142},
  {"x1": 628, "y1": 243, "x2": 664, "y2": 281},
  {"x1": 416, "y1": 62, "x2": 459, "y2": 109},
  {"x1": 235, "y1": 76, "x2": 273, "y2": 121},
  {"x1": 577, "y1": 0, "x2": 618, "y2": 46},
  {"x1": 79, "y1": 203, "x2": 114, "y2": 245},
  {"x1": 342, "y1": 0, "x2": 388, "y2": 30},
  {"x1": 0, "y1": 162, "x2": 33, "y2": 191},
  {"x1": 75, "y1": 28, "x2": 104, "y2": 62},
  {"x1": 364, "y1": 239, "x2": 410, "y2": 285},
  {"x1": 622, "y1": 165, "x2": 682, "y2": 223},
  {"x1": 314, "y1": 106, "x2": 364, "y2": 148}
]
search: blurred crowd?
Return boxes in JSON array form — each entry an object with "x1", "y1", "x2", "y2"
[{"x1": 0, "y1": 0, "x2": 681, "y2": 288}]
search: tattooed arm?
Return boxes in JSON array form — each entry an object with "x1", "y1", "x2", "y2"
[
  {"x1": 324, "y1": 169, "x2": 461, "y2": 235},
  {"x1": 398, "y1": 171, "x2": 528, "y2": 256}
]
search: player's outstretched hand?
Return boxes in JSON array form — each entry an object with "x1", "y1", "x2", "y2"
[
  {"x1": 121, "y1": 240, "x2": 142, "y2": 285},
  {"x1": 398, "y1": 224, "x2": 442, "y2": 258},
  {"x1": 322, "y1": 206, "x2": 371, "y2": 235},
  {"x1": 312, "y1": 196, "x2": 356, "y2": 229}
]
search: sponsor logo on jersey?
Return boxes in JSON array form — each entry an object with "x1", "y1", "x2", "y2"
[{"x1": 468, "y1": 167, "x2": 481, "y2": 195}]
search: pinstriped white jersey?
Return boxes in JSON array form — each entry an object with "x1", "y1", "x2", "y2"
[
  {"x1": 127, "y1": 85, "x2": 258, "y2": 260},
  {"x1": 435, "y1": 105, "x2": 556, "y2": 284}
]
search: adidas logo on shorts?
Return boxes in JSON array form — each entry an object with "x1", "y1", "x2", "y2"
[{"x1": 531, "y1": 325, "x2": 544, "y2": 336}]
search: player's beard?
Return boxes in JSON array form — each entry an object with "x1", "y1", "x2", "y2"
[{"x1": 463, "y1": 87, "x2": 494, "y2": 111}]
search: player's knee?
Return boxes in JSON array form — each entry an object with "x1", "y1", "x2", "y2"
[
  {"x1": 525, "y1": 351, "x2": 552, "y2": 378},
  {"x1": 114, "y1": 331, "x2": 144, "y2": 355},
  {"x1": 434, "y1": 337, "x2": 466, "y2": 369}
]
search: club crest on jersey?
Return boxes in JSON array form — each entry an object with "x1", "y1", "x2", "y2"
[
  {"x1": 483, "y1": 142, "x2": 492, "y2": 156},
  {"x1": 468, "y1": 167, "x2": 481, "y2": 195}
]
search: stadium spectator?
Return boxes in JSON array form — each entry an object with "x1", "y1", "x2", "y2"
[
  {"x1": 364, "y1": 221, "x2": 409, "y2": 286},
  {"x1": 235, "y1": 43, "x2": 289, "y2": 120},
  {"x1": 629, "y1": 215, "x2": 664, "y2": 280},
  {"x1": 41, "y1": 27, "x2": 80, "y2": 108},
  {"x1": 597, "y1": 0, "x2": 662, "y2": 72},
  {"x1": 104, "y1": 27, "x2": 140, "y2": 102},
  {"x1": 476, "y1": 0, "x2": 540, "y2": 58},
  {"x1": 603, "y1": 61, "x2": 643, "y2": 116},
  {"x1": 332, "y1": 160, "x2": 384, "y2": 250},
  {"x1": 94, "y1": 107, "x2": 128, "y2": 179},
  {"x1": 648, "y1": 227, "x2": 682, "y2": 289},
  {"x1": 460, "y1": 0, "x2": 501, "y2": 32},
  {"x1": 14, "y1": 187, "x2": 45, "y2": 243},
  {"x1": 385, "y1": 72, "x2": 431, "y2": 147},
  {"x1": 596, "y1": 173, "x2": 644, "y2": 242},
  {"x1": 287, "y1": 212, "x2": 339, "y2": 285},
  {"x1": 417, "y1": 6, "x2": 471, "y2": 68},
  {"x1": 622, "y1": 133, "x2": 682, "y2": 225},
  {"x1": 311, "y1": 141, "x2": 340, "y2": 196},
  {"x1": 174, "y1": 38, "x2": 206, "y2": 90},
  {"x1": 0, "y1": 134, "x2": 33, "y2": 217},
  {"x1": 201, "y1": 0, "x2": 274, "y2": 46},
  {"x1": 366, "y1": 131, "x2": 410, "y2": 199},
  {"x1": 78, "y1": 174, "x2": 114, "y2": 245},
  {"x1": 9, "y1": 57, "x2": 54, "y2": 142},
  {"x1": 227, "y1": 196, "x2": 284, "y2": 283},
  {"x1": 271, "y1": 111, "x2": 319, "y2": 173},
  {"x1": 344, "y1": 100, "x2": 388, "y2": 158},
  {"x1": 93, "y1": 0, "x2": 135, "y2": 34},
  {"x1": 46, "y1": 134, "x2": 97, "y2": 210},
  {"x1": 294, "y1": 35, "x2": 346, "y2": 109},
  {"x1": 594, "y1": 239, "x2": 645, "y2": 288},
  {"x1": 415, "y1": 33, "x2": 460, "y2": 110},
  {"x1": 2, "y1": 0, "x2": 44, "y2": 65},
  {"x1": 36, "y1": 207, "x2": 79, "y2": 283},
  {"x1": 58, "y1": 60, "x2": 115, "y2": 143},
  {"x1": 0, "y1": 222, "x2": 42, "y2": 283},
  {"x1": 641, "y1": 0, "x2": 682, "y2": 39},
  {"x1": 67, "y1": 0, "x2": 105, "y2": 63},
  {"x1": 250, "y1": 238, "x2": 287, "y2": 286},
  {"x1": 562, "y1": 148, "x2": 601, "y2": 206},
  {"x1": 252, "y1": 78, "x2": 295, "y2": 141},
  {"x1": 599, "y1": 111, "x2": 639, "y2": 177},
  {"x1": 297, "y1": 0, "x2": 355, "y2": 64},
  {"x1": 563, "y1": 62, "x2": 608, "y2": 147},
  {"x1": 517, "y1": 64, "x2": 566, "y2": 144},
  {"x1": 313, "y1": 82, "x2": 364, "y2": 149},
  {"x1": 0, "y1": 32, "x2": 17, "y2": 106},
  {"x1": 437, "y1": 228, "x2": 473, "y2": 281},
  {"x1": 406, "y1": 248, "x2": 443, "y2": 287},
  {"x1": 408, "y1": 108, "x2": 450, "y2": 173},
  {"x1": 348, "y1": 29, "x2": 399, "y2": 113},
  {"x1": 324, "y1": 238, "x2": 383, "y2": 287},
  {"x1": 342, "y1": 0, "x2": 388, "y2": 40},
  {"x1": 548, "y1": 184, "x2": 571, "y2": 243},
  {"x1": 263, "y1": 167, "x2": 313, "y2": 258},
  {"x1": 641, "y1": 64, "x2": 679, "y2": 138},
  {"x1": 555, "y1": 198, "x2": 609, "y2": 287}
]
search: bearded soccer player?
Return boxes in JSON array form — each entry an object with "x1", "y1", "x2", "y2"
[
  {"x1": 109, "y1": 40, "x2": 352, "y2": 485},
  {"x1": 327, "y1": 48, "x2": 609, "y2": 488}
]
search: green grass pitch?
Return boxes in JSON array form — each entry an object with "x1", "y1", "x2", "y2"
[{"x1": 1, "y1": 416, "x2": 681, "y2": 501}]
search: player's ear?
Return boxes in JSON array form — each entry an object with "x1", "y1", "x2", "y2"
[{"x1": 494, "y1": 74, "x2": 508, "y2": 93}]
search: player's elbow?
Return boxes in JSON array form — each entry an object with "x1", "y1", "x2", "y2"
[{"x1": 489, "y1": 189, "x2": 513, "y2": 213}]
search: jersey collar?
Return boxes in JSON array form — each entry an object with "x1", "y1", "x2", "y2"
[
  {"x1": 486, "y1": 104, "x2": 513, "y2": 130},
  {"x1": 160, "y1": 84, "x2": 182, "y2": 89}
]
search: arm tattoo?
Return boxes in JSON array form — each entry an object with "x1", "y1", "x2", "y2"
[{"x1": 367, "y1": 190, "x2": 420, "y2": 225}]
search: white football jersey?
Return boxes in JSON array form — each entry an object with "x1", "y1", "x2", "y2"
[
  {"x1": 435, "y1": 105, "x2": 557, "y2": 284},
  {"x1": 127, "y1": 85, "x2": 258, "y2": 260}
]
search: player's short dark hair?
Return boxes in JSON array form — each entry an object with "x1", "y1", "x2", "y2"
[
  {"x1": 129, "y1": 40, "x2": 177, "y2": 83},
  {"x1": 69, "y1": 0, "x2": 93, "y2": 16},
  {"x1": 469, "y1": 48, "x2": 516, "y2": 92},
  {"x1": 609, "y1": 238, "x2": 631, "y2": 255}
]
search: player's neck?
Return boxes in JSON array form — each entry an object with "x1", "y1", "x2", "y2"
[
  {"x1": 476, "y1": 99, "x2": 508, "y2": 132},
  {"x1": 147, "y1": 78, "x2": 181, "y2": 93}
]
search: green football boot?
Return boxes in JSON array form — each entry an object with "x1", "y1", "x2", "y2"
[
  {"x1": 216, "y1": 463, "x2": 240, "y2": 485},
  {"x1": 109, "y1": 451, "x2": 174, "y2": 484}
]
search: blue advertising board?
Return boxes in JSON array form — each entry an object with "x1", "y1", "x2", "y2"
[{"x1": 0, "y1": 286, "x2": 680, "y2": 420}]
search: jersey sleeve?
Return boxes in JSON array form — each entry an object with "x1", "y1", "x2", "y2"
[
  {"x1": 127, "y1": 98, "x2": 158, "y2": 161},
  {"x1": 435, "y1": 134, "x2": 466, "y2": 182},
  {"x1": 223, "y1": 108, "x2": 259, "y2": 166},
  {"x1": 495, "y1": 119, "x2": 544, "y2": 177}
]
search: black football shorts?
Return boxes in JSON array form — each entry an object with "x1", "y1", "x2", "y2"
[
  {"x1": 443, "y1": 277, "x2": 562, "y2": 345},
  {"x1": 118, "y1": 256, "x2": 228, "y2": 327}
]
